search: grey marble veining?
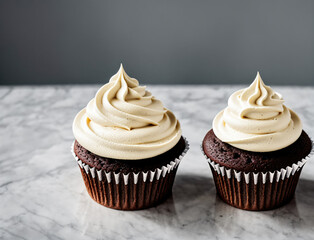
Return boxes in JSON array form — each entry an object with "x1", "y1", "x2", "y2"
[{"x1": 1, "y1": 85, "x2": 314, "y2": 240}]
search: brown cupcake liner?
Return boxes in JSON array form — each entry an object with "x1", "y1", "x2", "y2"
[
  {"x1": 71, "y1": 138, "x2": 189, "y2": 210},
  {"x1": 201, "y1": 144, "x2": 312, "y2": 211}
]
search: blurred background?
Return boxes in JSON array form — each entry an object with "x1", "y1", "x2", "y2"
[{"x1": 0, "y1": 0, "x2": 313, "y2": 85}]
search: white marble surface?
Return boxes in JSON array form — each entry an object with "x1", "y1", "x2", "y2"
[{"x1": 1, "y1": 85, "x2": 314, "y2": 240}]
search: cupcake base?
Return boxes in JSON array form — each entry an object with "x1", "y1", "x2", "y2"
[
  {"x1": 210, "y1": 165, "x2": 303, "y2": 211},
  {"x1": 202, "y1": 144, "x2": 309, "y2": 211},
  {"x1": 79, "y1": 167, "x2": 177, "y2": 210},
  {"x1": 72, "y1": 138, "x2": 189, "y2": 210},
  {"x1": 202, "y1": 129, "x2": 312, "y2": 211}
]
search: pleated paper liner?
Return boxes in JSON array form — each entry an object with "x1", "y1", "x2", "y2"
[
  {"x1": 201, "y1": 144, "x2": 312, "y2": 211},
  {"x1": 72, "y1": 138, "x2": 189, "y2": 210}
]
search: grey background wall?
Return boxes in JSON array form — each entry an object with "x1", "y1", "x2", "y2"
[{"x1": 0, "y1": 0, "x2": 313, "y2": 85}]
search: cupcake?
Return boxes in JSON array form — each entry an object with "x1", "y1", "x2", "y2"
[
  {"x1": 72, "y1": 64, "x2": 188, "y2": 210},
  {"x1": 202, "y1": 72, "x2": 312, "y2": 211}
]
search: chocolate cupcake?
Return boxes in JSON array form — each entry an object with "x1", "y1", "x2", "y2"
[
  {"x1": 202, "y1": 72, "x2": 312, "y2": 211},
  {"x1": 72, "y1": 64, "x2": 188, "y2": 210}
]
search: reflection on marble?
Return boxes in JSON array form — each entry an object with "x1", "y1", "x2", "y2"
[{"x1": 0, "y1": 85, "x2": 313, "y2": 240}]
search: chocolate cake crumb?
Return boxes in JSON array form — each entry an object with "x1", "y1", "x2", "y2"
[
  {"x1": 203, "y1": 129, "x2": 312, "y2": 172},
  {"x1": 74, "y1": 137, "x2": 186, "y2": 174}
]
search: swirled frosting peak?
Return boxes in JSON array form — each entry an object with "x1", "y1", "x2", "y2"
[
  {"x1": 213, "y1": 72, "x2": 302, "y2": 152},
  {"x1": 73, "y1": 64, "x2": 182, "y2": 160}
]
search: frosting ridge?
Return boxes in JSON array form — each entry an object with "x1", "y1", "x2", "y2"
[
  {"x1": 73, "y1": 64, "x2": 182, "y2": 159},
  {"x1": 213, "y1": 72, "x2": 302, "y2": 152}
]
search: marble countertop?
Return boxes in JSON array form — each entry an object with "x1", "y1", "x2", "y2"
[{"x1": 1, "y1": 85, "x2": 314, "y2": 240}]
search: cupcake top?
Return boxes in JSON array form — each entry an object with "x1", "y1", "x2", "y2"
[
  {"x1": 73, "y1": 64, "x2": 182, "y2": 160},
  {"x1": 213, "y1": 72, "x2": 302, "y2": 152}
]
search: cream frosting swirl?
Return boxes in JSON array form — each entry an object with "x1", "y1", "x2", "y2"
[
  {"x1": 73, "y1": 64, "x2": 182, "y2": 160},
  {"x1": 213, "y1": 72, "x2": 302, "y2": 152}
]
